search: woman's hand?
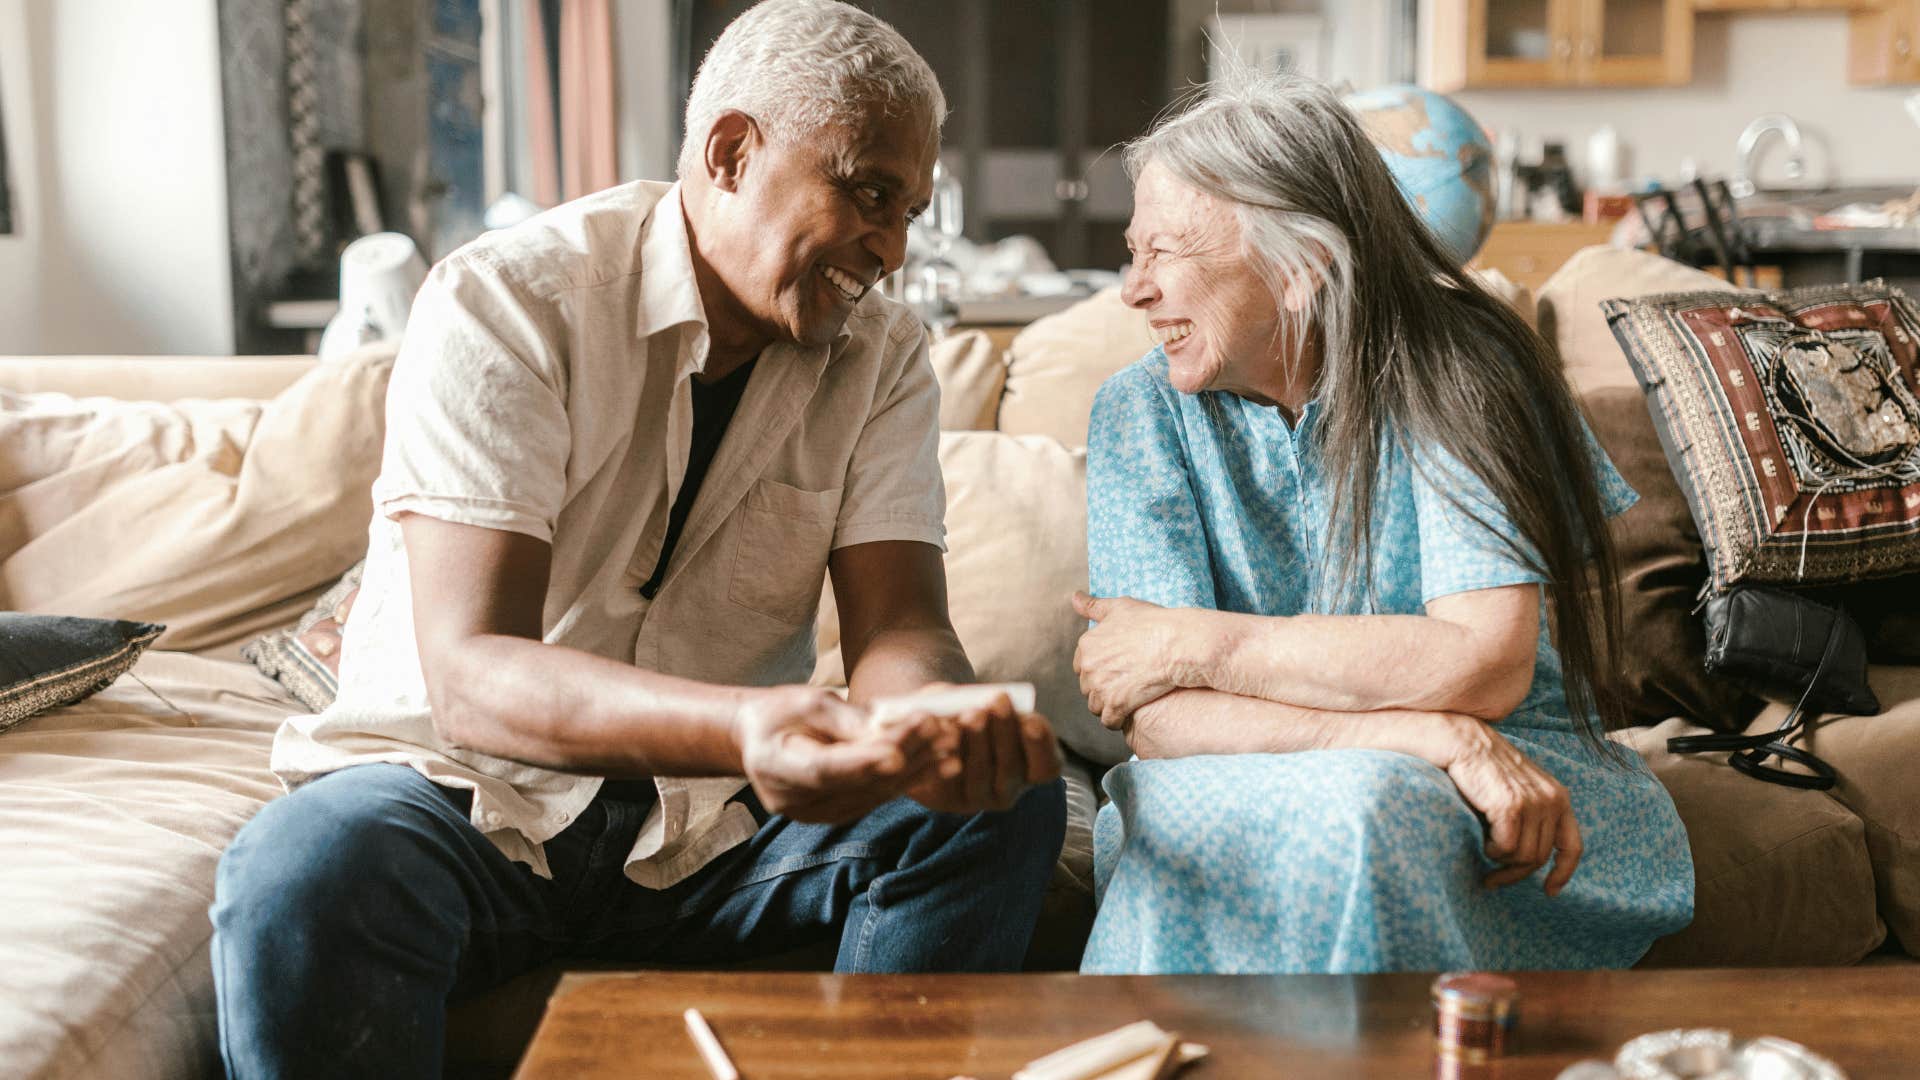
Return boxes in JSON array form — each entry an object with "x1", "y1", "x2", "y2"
[
  {"x1": 1072, "y1": 592, "x2": 1217, "y2": 729},
  {"x1": 1439, "y1": 715, "x2": 1583, "y2": 895}
]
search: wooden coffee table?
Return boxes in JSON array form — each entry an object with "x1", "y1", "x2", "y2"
[{"x1": 512, "y1": 967, "x2": 1919, "y2": 1078}]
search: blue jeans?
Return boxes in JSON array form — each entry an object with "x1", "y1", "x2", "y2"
[{"x1": 211, "y1": 763, "x2": 1064, "y2": 1079}]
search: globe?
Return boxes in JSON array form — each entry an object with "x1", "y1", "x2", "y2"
[{"x1": 1344, "y1": 85, "x2": 1495, "y2": 266}]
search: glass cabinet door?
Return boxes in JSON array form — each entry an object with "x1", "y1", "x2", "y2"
[
  {"x1": 1578, "y1": 0, "x2": 1691, "y2": 85},
  {"x1": 1469, "y1": 0, "x2": 1569, "y2": 85}
]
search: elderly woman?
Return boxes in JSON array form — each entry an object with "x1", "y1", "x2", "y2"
[{"x1": 1071, "y1": 73, "x2": 1693, "y2": 974}]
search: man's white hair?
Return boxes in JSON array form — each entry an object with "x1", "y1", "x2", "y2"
[{"x1": 677, "y1": 0, "x2": 945, "y2": 180}]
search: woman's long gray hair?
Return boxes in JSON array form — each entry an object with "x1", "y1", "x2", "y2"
[{"x1": 1127, "y1": 69, "x2": 1629, "y2": 749}]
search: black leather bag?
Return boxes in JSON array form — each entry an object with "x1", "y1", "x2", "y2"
[{"x1": 1666, "y1": 586, "x2": 1880, "y2": 790}]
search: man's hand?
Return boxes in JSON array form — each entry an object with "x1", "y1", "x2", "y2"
[
  {"x1": 891, "y1": 689, "x2": 1062, "y2": 814},
  {"x1": 735, "y1": 686, "x2": 949, "y2": 824},
  {"x1": 1072, "y1": 591, "x2": 1212, "y2": 729},
  {"x1": 1439, "y1": 715, "x2": 1583, "y2": 895}
]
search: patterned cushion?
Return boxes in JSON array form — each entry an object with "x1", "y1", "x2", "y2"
[
  {"x1": 1605, "y1": 282, "x2": 1920, "y2": 590},
  {"x1": 242, "y1": 561, "x2": 363, "y2": 713},
  {"x1": 0, "y1": 613, "x2": 164, "y2": 732}
]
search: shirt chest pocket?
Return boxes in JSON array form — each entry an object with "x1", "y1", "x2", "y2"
[{"x1": 729, "y1": 478, "x2": 842, "y2": 625}]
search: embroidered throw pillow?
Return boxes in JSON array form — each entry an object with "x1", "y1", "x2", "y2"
[
  {"x1": 1604, "y1": 281, "x2": 1920, "y2": 591},
  {"x1": 242, "y1": 561, "x2": 363, "y2": 713},
  {"x1": 0, "y1": 613, "x2": 165, "y2": 733}
]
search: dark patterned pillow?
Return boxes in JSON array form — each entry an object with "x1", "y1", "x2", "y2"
[
  {"x1": 0, "y1": 614, "x2": 165, "y2": 733},
  {"x1": 243, "y1": 561, "x2": 363, "y2": 713},
  {"x1": 1604, "y1": 281, "x2": 1920, "y2": 590}
]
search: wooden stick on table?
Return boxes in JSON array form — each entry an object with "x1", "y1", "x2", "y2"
[{"x1": 683, "y1": 1007, "x2": 740, "y2": 1080}]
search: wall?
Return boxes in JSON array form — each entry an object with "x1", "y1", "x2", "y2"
[
  {"x1": 1170, "y1": 0, "x2": 1406, "y2": 96},
  {"x1": 1452, "y1": 13, "x2": 1920, "y2": 190},
  {"x1": 0, "y1": 0, "x2": 39, "y2": 351},
  {"x1": 0, "y1": 0, "x2": 234, "y2": 356},
  {"x1": 615, "y1": 0, "x2": 675, "y2": 184}
]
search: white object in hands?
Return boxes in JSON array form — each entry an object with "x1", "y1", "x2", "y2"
[{"x1": 868, "y1": 682, "x2": 1037, "y2": 728}]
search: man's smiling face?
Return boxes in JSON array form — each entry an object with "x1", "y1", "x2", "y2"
[{"x1": 724, "y1": 103, "x2": 937, "y2": 349}]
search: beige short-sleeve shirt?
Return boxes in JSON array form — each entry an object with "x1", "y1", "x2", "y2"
[{"x1": 270, "y1": 180, "x2": 946, "y2": 888}]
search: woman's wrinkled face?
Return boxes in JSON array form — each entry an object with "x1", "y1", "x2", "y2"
[{"x1": 1120, "y1": 162, "x2": 1289, "y2": 399}]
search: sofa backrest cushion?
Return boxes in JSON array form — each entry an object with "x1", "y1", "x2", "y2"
[
  {"x1": 0, "y1": 343, "x2": 395, "y2": 653},
  {"x1": 998, "y1": 286, "x2": 1155, "y2": 449},
  {"x1": 813, "y1": 430, "x2": 1128, "y2": 763},
  {"x1": 927, "y1": 329, "x2": 1007, "y2": 432},
  {"x1": 1583, "y1": 386, "x2": 1759, "y2": 731},
  {"x1": 1536, "y1": 245, "x2": 1733, "y2": 394}
]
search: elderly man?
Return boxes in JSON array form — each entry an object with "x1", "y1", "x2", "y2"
[{"x1": 209, "y1": 2, "x2": 1065, "y2": 1075}]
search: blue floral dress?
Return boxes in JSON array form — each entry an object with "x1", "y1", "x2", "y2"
[{"x1": 1081, "y1": 349, "x2": 1693, "y2": 974}]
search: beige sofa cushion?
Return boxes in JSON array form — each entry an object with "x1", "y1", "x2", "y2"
[
  {"x1": 1616, "y1": 721, "x2": 1885, "y2": 966},
  {"x1": 0, "y1": 650, "x2": 293, "y2": 1078},
  {"x1": 815, "y1": 431, "x2": 1126, "y2": 763},
  {"x1": 0, "y1": 345, "x2": 394, "y2": 653},
  {"x1": 1775, "y1": 664, "x2": 1920, "y2": 956},
  {"x1": 998, "y1": 287, "x2": 1155, "y2": 448},
  {"x1": 1536, "y1": 245, "x2": 1735, "y2": 393},
  {"x1": 927, "y1": 329, "x2": 1006, "y2": 432}
]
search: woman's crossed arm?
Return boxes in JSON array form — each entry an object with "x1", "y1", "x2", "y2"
[{"x1": 1071, "y1": 585, "x2": 1539, "y2": 730}]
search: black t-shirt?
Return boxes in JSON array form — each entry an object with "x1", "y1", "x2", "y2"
[{"x1": 638, "y1": 358, "x2": 757, "y2": 599}]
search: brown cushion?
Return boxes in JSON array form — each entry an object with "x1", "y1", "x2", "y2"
[
  {"x1": 1537, "y1": 245, "x2": 1734, "y2": 394},
  {"x1": 1617, "y1": 721, "x2": 1885, "y2": 966},
  {"x1": 1604, "y1": 282, "x2": 1920, "y2": 590},
  {"x1": 0, "y1": 343, "x2": 395, "y2": 652},
  {"x1": 927, "y1": 329, "x2": 1006, "y2": 432},
  {"x1": 1778, "y1": 663, "x2": 1920, "y2": 956},
  {"x1": 1583, "y1": 387, "x2": 1760, "y2": 732}
]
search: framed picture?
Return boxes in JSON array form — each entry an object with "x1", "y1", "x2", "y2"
[{"x1": 1207, "y1": 15, "x2": 1326, "y2": 83}]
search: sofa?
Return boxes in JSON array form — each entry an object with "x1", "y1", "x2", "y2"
[{"x1": 0, "y1": 249, "x2": 1913, "y2": 1079}]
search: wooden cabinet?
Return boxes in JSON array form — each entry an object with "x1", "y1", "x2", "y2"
[
  {"x1": 1468, "y1": 222, "x2": 1619, "y2": 291},
  {"x1": 1849, "y1": 1, "x2": 1920, "y2": 84},
  {"x1": 1428, "y1": 0, "x2": 1692, "y2": 89},
  {"x1": 1693, "y1": 0, "x2": 1871, "y2": 10}
]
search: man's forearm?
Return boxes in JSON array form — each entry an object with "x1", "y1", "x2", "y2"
[
  {"x1": 843, "y1": 625, "x2": 974, "y2": 705},
  {"x1": 1128, "y1": 688, "x2": 1469, "y2": 767},
  {"x1": 427, "y1": 634, "x2": 753, "y2": 777}
]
